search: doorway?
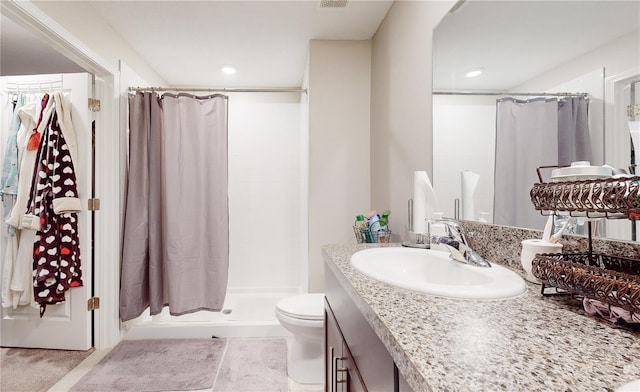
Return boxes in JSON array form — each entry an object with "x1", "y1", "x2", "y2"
[
  {"x1": 1, "y1": 1, "x2": 120, "y2": 350},
  {"x1": 0, "y1": 72, "x2": 94, "y2": 350}
]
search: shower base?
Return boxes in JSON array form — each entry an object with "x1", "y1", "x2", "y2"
[{"x1": 121, "y1": 292, "x2": 296, "y2": 340}]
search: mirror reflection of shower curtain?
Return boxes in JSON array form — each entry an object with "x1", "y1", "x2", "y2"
[
  {"x1": 558, "y1": 97, "x2": 592, "y2": 165},
  {"x1": 494, "y1": 96, "x2": 591, "y2": 228},
  {"x1": 120, "y1": 92, "x2": 229, "y2": 322}
]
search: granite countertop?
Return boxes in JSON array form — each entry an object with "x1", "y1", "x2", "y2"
[{"x1": 322, "y1": 243, "x2": 640, "y2": 392}]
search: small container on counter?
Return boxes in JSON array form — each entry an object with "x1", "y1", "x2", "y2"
[{"x1": 353, "y1": 210, "x2": 391, "y2": 244}]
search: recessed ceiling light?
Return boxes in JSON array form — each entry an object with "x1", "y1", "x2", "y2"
[
  {"x1": 465, "y1": 68, "x2": 485, "y2": 78},
  {"x1": 221, "y1": 65, "x2": 237, "y2": 75}
]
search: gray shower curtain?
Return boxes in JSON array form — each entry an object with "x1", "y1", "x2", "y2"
[
  {"x1": 494, "y1": 96, "x2": 590, "y2": 229},
  {"x1": 558, "y1": 97, "x2": 591, "y2": 165},
  {"x1": 120, "y1": 92, "x2": 229, "y2": 322}
]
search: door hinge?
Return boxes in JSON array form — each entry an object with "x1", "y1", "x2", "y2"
[
  {"x1": 87, "y1": 297, "x2": 100, "y2": 311},
  {"x1": 88, "y1": 198, "x2": 101, "y2": 211},
  {"x1": 88, "y1": 98, "x2": 101, "y2": 112}
]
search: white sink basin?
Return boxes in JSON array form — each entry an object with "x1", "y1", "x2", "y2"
[
  {"x1": 350, "y1": 247, "x2": 526, "y2": 300},
  {"x1": 616, "y1": 379, "x2": 640, "y2": 392}
]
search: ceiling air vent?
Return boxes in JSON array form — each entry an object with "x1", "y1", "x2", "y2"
[{"x1": 320, "y1": 0, "x2": 348, "y2": 8}]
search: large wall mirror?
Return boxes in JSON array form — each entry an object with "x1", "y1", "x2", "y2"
[{"x1": 432, "y1": 0, "x2": 640, "y2": 241}]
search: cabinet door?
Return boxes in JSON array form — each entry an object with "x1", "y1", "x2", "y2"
[
  {"x1": 327, "y1": 302, "x2": 366, "y2": 392},
  {"x1": 326, "y1": 305, "x2": 344, "y2": 392},
  {"x1": 326, "y1": 266, "x2": 395, "y2": 390},
  {"x1": 397, "y1": 365, "x2": 415, "y2": 392},
  {"x1": 343, "y1": 345, "x2": 367, "y2": 392}
]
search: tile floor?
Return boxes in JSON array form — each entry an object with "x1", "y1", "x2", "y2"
[{"x1": 47, "y1": 338, "x2": 324, "y2": 392}]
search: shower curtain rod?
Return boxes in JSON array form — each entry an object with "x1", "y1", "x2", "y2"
[
  {"x1": 433, "y1": 91, "x2": 588, "y2": 97},
  {"x1": 128, "y1": 86, "x2": 307, "y2": 94}
]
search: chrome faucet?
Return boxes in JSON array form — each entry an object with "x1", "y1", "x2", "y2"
[{"x1": 431, "y1": 218, "x2": 491, "y2": 268}]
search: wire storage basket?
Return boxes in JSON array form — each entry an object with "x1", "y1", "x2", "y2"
[
  {"x1": 528, "y1": 166, "x2": 640, "y2": 325},
  {"x1": 353, "y1": 226, "x2": 391, "y2": 244},
  {"x1": 532, "y1": 253, "x2": 640, "y2": 314},
  {"x1": 530, "y1": 175, "x2": 640, "y2": 218}
]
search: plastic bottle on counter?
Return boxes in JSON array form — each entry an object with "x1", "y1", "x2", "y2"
[
  {"x1": 355, "y1": 214, "x2": 368, "y2": 229},
  {"x1": 369, "y1": 214, "x2": 381, "y2": 231},
  {"x1": 378, "y1": 210, "x2": 390, "y2": 229},
  {"x1": 355, "y1": 214, "x2": 373, "y2": 243}
]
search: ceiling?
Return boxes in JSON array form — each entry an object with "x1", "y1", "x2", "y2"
[
  {"x1": 3, "y1": 1, "x2": 638, "y2": 91},
  {"x1": 0, "y1": 13, "x2": 85, "y2": 76},
  {"x1": 433, "y1": 0, "x2": 640, "y2": 91},
  {"x1": 1, "y1": 0, "x2": 394, "y2": 86},
  {"x1": 89, "y1": 0, "x2": 394, "y2": 87}
]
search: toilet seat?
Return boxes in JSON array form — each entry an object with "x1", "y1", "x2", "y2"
[{"x1": 275, "y1": 293, "x2": 324, "y2": 321}]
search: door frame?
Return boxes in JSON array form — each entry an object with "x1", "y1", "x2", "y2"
[
  {"x1": 604, "y1": 67, "x2": 640, "y2": 242},
  {"x1": 605, "y1": 67, "x2": 640, "y2": 176},
  {"x1": 1, "y1": 1, "x2": 122, "y2": 349}
]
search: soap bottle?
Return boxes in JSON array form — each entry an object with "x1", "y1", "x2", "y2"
[
  {"x1": 355, "y1": 214, "x2": 373, "y2": 243},
  {"x1": 378, "y1": 210, "x2": 390, "y2": 230},
  {"x1": 355, "y1": 214, "x2": 367, "y2": 229},
  {"x1": 369, "y1": 214, "x2": 381, "y2": 232}
]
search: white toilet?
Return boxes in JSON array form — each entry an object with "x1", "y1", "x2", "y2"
[{"x1": 275, "y1": 293, "x2": 325, "y2": 385}]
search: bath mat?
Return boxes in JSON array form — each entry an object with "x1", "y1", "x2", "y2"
[
  {"x1": 0, "y1": 347, "x2": 94, "y2": 392},
  {"x1": 213, "y1": 338, "x2": 288, "y2": 392},
  {"x1": 70, "y1": 338, "x2": 225, "y2": 391}
]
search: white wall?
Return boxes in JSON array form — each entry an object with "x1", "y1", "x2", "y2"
[
  {"x1": 433, "y1": 95, "x2": 496, "y2": 221},
  {"x1": 370, "y1": 0, "x2": 455, "y2": 238},
  {"x1": 516, "y1": 30, "x2": 640, "y2": 96},
  {"x1": 300, "y1": 61, "x2": 310, "y2": 293},
  {"x1": 31, "y1": 1, "x2": 165, "y2": 86},
  {"x1": 308, "y1": 40, "x2": 371, "y2": 293},
  {"x1": 227, "y1": 93, "x2": 304, "y2": 293}
]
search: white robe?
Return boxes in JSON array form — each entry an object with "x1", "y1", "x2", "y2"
[{"x1": 2, "y1": 98, "x2": 54, "y2": 308}]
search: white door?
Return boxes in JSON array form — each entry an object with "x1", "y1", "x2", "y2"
[{"x1": 0, "y1": 72, "x2": 93, "y2": 350}]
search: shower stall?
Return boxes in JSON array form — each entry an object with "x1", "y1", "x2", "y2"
[{"x1": 121, "y1": 91, "x2": 308, "y2": 339}]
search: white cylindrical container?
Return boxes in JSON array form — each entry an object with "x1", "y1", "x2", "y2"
[
  {"x1": 461, "y1": 170, "x2": 480, "y2": 221},
  {"x1": 520, "y1": 239, "x2": 563, "y2": 284}
]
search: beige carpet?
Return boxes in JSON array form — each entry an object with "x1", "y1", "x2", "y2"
[
  {"x1": 70, "y1": 338, "x2": 226, "y2": 391},
  {"x1": 0, "y1": 347, "x2": 94, "y2": 392}
]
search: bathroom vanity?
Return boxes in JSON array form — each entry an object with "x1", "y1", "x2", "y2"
[
  {"x1": 323, "y1": 243, "x2": 640, "y2": 391},
  {"x1": 325, "y1": 261, "x2": 413, "y2": 392}
]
